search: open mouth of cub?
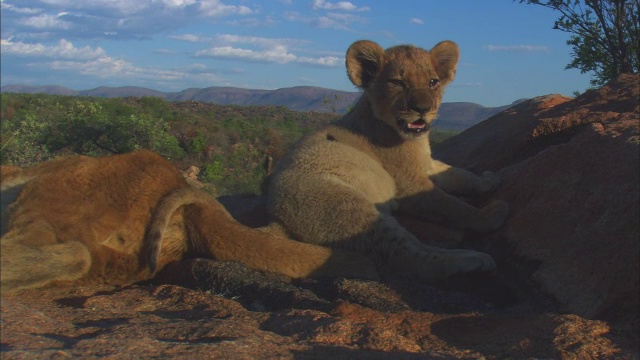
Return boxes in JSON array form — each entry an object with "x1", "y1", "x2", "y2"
[{"x1": 398, "y1": 119, "x2": 430, "y2": 133}]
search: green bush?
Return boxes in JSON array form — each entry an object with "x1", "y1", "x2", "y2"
[
  {"x1": 0, "y1": 94, "x2": 184, "y2": 165},
  {"x1": 210, "y1": 143, "x2": 267, "y2": 194},
  {"x1": 188, "y1": 130, "x2": 208, "y2": 155},
  {"x1": 202, "y1": 159, "x2": 225, "y2": 182},
  {"x1": 1, "y1": 99, "x2": 56, "y2": 166},
  {"x1": 53, "y1": 101, "x2": 183, "y2": 158}
]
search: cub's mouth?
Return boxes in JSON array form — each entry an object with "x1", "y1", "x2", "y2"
[{"x1": 398, "y1": 119, "x2": 430, "y2": 133}]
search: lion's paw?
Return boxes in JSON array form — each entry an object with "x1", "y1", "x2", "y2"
[
  {"x1": 448, "y1": 249, "x2": 496, "y2": 274},
  {"x1": 414, "y1": 249, "x2": 496, "y2": 282},
  {"x1": 475, "y1": 200, "x2": 509, "y2": 232},
  {"x1": 479, "y1": 171, "x2": 502, "y2": 193}
]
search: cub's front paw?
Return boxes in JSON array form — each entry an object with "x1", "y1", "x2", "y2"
[
  {"x1": 450, "y1": 249, "x2": 496, "y2": 274},
  {"x1": 474, "y1": 200, "x2": 509, "y2": 232},
  {"x1": 432, "y1": 250, "x2": 496, "y2": 280},
  {"x1": 411, "y1": 249, "x2": 496, "y2": 283},
  {"x1": 479, "y1": 171, "x2": 502, "y2": 193}
]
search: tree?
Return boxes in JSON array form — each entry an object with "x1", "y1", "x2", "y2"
[{"x1": 519, "y1": 0, "x2": 639, "y2": 86}]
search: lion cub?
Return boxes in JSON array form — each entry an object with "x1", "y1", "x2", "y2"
[{"x1": 268, "y1": 40, "x2": 509, "y2": 282}]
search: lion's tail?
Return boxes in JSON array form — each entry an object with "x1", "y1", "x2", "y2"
[
  {"x1": 143, "y1": 187, "x2": 204, "y2": 273},
  {"x1": 143, "y1": 187, "x2": 379, "y2": 280}
]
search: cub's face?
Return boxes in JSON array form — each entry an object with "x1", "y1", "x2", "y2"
[{"x1": 346, "y1": 40, "x2": 459, "y2": 139}]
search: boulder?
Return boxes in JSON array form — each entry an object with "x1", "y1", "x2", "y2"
[{"x1": 434, "y1": 73, "x2": 640, "y2": 330}]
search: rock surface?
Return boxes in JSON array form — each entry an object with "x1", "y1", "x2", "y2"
[
  {"x1": 435, "y1": 73, "x2": 640, "y2": 331},
  {"x1": 2, "y1": 74, "x2": 639, "y2": 359},
  {"x1": 2, "y1": 277, "x2": 637, "y2": 359}
]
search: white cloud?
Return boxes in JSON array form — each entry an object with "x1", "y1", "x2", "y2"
[
  {"x1": 286, "y1": 10, "x2": 366, "y2": 30},
  {"x1": 313, "y1": 15, "x2": 352, "y2": 30},
  {"x1": 196, "y1": 43, "x2": 343, "y2": 67},
  {"x1": 196, "y1": 45, "x2": 296, "y2": 64},
  {"x1": 0, "y1": 37, "x2": 223, "y2": 84},
  {"x1": 47, "y1": 55, "x2": 223, "y2": 85},
  {"x1": 297, "y1": 56, "x2": 342, "y2": 67},
  {"x1": 216, "y1": 34, "x2": 307, "y2": 47},
  {"x1": 198, "y1": 0, "x2": 254, "y2": 17},
  {"x1": 1, "y1": 2, "x2": 41, "y2": 14},
  {"x1": 284, "y1": 11, "x2": 302, "y2": 21},
  {"x1": 225, "y1": 16, "x2": 277, "y2": 27},
  {"x1": 31, "y1": 0, "x2": 248, "y2": 17},
  {"x1": 410, "y1": 18, "x2": 423, "y2": 25},
  {"x1": 32, "y1": 0, "x2": 152, "y2": 17},
  {"x1": 161, "y1": 0, "x2": 197, "y2": 7},
  {"x1": 20, "y1": 13, "x2": 71, "y2": 29},
  {"x1": 171, "y1": 33, "x2": 308, "y2": 49},
  {"x1": 2, "y1": 0, "x2": 258, "y2": 41},
  {"x1": 186, "y1": 33, "x2": 338, "y2": 67},
  {"x1": 311, "y1": 0, "x2": 369, "y2": 12},
  {"x1": 171, "y1": 34, "x2": 203, "y2": 42},
  {"x1": 50, "y1": 57, "x2": 128, "y2": 78},
  {"x1": 181, "y1": 63, "x2": 212, "y2": 74},
  {"x1": 324, "y1": 12, "x2": 363, "y2": 23},
  {"x1": 485, "y1": 45, "x2": 549, "y2": 52},
  {"x1": 1, "y1": 38, "x2": 105, "y2": 59}
]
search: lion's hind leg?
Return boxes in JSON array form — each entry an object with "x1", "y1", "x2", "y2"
[{"x1": 0, "y1": 224, "x2": 91, "y2": 293}]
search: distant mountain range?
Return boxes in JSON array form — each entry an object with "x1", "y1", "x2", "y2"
[{"x1": 1, "y1": 84, "x2": 524, "y2": 131}]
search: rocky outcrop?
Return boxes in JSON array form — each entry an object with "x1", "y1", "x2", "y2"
[
  {"x1": 1, "y1": 74, "x2": 638, "y2": 359},
  {"x1": 2, "y1": 275, "x2": 636, "y2": 359},
  {"x1": 435, "y1": 73, "x2": 640, "y2": 330}
]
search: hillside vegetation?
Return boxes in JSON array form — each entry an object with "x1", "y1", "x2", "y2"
[
  {"x1": 0, "y1": 93, "x2": 458, "y2": 194},
  {"x1": 2, "y1": 84, "x2": 518, "y2": 129}
]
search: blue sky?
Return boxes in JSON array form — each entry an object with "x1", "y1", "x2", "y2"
[{"x1": 1, "y1": 0, "x2": 593, "y2": 106}]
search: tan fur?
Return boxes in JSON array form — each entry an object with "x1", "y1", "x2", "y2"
[
  {"x1": 268, "y1": 40, "x2": 510, "y2": 283},
  {"x1": 0, "y1": 150, "x2": 378, "y2": 294}
]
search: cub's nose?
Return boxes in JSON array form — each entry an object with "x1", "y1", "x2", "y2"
[
  {"x1": 410, "y1": 104, "x2": 431, "y2": 115},
  {"x1": 407, "y1": 88, "x2": 435, "y2": 115}
]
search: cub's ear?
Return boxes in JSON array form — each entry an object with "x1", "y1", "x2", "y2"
[
  {"x1": 346, "y1": 40, "x2": 385, "y2": 88},
  {"x1": 430, "y1": 41, "x2": 459, "y2": 85}
]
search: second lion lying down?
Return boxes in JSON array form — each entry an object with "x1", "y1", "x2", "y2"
[
  {"x1": 0, "y1": 151, "x2": 377, "y2": 293},
  {"x1": 0, "y1": 39, "x2": 508, "y2": 292}
]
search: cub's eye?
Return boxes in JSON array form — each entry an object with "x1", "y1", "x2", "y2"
[
  {"x1": 429, "y1": 78, "x2": 440, "y2": 89},
  {"x1": 388, "y1": 78, "x2": 406, "y2": 89}
]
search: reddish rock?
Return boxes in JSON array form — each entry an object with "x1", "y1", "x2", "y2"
[
  {"x1": 435, "y1": 73, "x2": 640, "y2": 331},
  {"x1": 430, "y1": 94, "x2": 572, "y2": 172},
  {"x1": 2, "y1": 283, "x2": 637, "y2": 359}
]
